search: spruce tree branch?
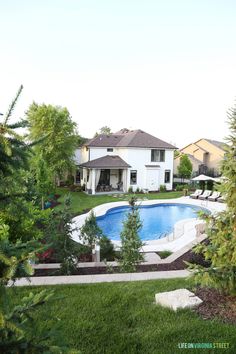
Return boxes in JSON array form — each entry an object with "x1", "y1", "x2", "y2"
[{"x1": 4, "y1": 85, "x2": 23, "y2": 125}]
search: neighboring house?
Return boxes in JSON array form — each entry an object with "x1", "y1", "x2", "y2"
[
  {"x1": 174, "y1": 138, "x2": 225, "y2": 177},
  {"x1": 75, "y1": 129, "x2": 176, "y2": 194}
]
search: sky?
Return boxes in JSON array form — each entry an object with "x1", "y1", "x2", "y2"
[{"x1": 1, "y1": 0, "x2": 236, "y2": 147}]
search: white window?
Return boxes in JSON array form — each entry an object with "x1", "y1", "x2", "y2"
[
  {"x1": 130, "y1": 170, "x2": 137, "y2": 185},
  {"x1": 165, "y1": 170, "x2": 171, "y2": 183},
  {"x1": 151, "y1": 149, "x2": 165, "y2": 162}
]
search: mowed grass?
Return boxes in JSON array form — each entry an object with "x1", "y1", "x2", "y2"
[
  {"x1": 56, "y1": 188, "x2": 183, "y2": 215},
  {"x1": 8, "y1": 279, "x2": 236, "y2": 354}
]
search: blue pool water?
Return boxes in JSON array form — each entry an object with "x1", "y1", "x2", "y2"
[{"x1": 97, "y1": 203, "x2": 205, "y2": 241}]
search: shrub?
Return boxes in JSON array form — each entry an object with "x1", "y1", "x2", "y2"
[
  {"x1": 175, "y1": 184, "x2": 189, "y2": 191},
  {"x1": 65, "y1": 174, "x2": 75, "y2": 186},
  {"x1": 157, "y1": 250, "x2": 172, "y2": 259},
  {"x1": 74, "y1": 185, "x2": 82, "y2": 192},
  {"x1": 44, "y1": 196, "x2": 84, "y2": 274},
  {"x1": 128, "y1": 186, "x2": 133, "y2": 193},
  {"x1": 159, "y1": 185, "x2": 166, "y2": 192},
  {"x1": 99, "y1": 235, "x2": 116, "y2": 261},
  {"x1": 206, "y1": 180, "x2": 214, "y2": 190}
]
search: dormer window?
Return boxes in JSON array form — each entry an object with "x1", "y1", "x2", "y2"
[{"x1": 107, "y1": 148, "x2": 113, "y2": 152}]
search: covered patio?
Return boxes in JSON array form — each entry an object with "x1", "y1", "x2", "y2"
[{"x1": 80, "y1": 155, "x2": 131, "y2": 195}]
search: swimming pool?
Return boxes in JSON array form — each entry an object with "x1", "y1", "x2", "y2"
[{"x1": 96, "y1": 203, "x2": 205, "y2": 241}]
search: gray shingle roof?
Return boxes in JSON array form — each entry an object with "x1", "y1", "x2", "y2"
[
  {"x1": 204, "y1": 139, "x2": 225, "y2": 150},
  {"x1": 80, "y1": 155, "x2": 131, "y2": 168},
  {"x1": 86, "y1": 129, "x2": 176, "y2": 149}
]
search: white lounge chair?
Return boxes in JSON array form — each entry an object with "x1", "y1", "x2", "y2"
[
  {"x1": 198, "y1": 190, "x2": 212, "y2": 200},
  {"x1": 217, "y1": 195, "x2": 226, "y2": 203},
  {"x1": 190, "y1": 189, "x2": 203, "y2": 199},
  {"x1": 208, "y1": 191, "x2": 221, "y2": 201}
]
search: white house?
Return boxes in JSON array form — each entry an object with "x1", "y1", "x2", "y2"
[{"x1": 76, "y1": 129, "x2": 176, "y2": 194}]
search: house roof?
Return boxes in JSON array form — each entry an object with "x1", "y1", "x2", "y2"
[
  {"x1": 186, "y1": 154, "x2": 202, "y2": 164},
  {"x1": 85, "y1": 129, "x2": 176, "y2": 149},
  {"x1": 80, "y1": 155, "x2": 131, "y2": 169},
  {"x1": 193, "y1": 144, "x2": 209, "y2": 153},
  {"x1": 203, "y1": 139, "x2": 225, "y2": 150},
  {"x1": 180, "y1": 138, "x2": 225, "y2": 152},
  {"x1": 174, "y1": 153, "x2": 202, "y2": 164}
]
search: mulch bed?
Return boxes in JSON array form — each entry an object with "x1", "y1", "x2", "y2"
[
  {"x1": 194, "y1": 287, "x2": 236, "y2": 325},
  {"x1": 34, "y1": 248, "x2": 209, "y2": 276}
]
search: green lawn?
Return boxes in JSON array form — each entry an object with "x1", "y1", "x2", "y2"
[
  {"x1": 9, "y1": 279, "x2": 235, "y2": 354},
  {"x1": 56, "y1": 188, "x2": 183, "y2": 215}
]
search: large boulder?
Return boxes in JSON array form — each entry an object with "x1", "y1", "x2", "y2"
[{"x1": 155, "y1": 288, "x2": 202, "y2": 311}]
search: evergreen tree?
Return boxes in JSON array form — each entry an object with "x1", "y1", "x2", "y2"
[
  {"x1": 80, "y1": 210, "x2": 103, "y2": 248},
  {"x1": 189, "y1": 105, "x2": 236, "y2": 295},
  {"x1": 0, "y1": 219, "x2": 79, "y2": 352},
  {"x1": 120, "y1": 196, "x2": 144, "y2": 272},
  {"x1": 0, "y1": 89, "x2": 79, "y2": 352},
  {"x1": 0, "y1": 87, "x2": 47, "y2": 243},
  {"x1": 0, "y1": 85, "x2": 30, "y2": 179},
  {"x1": 46, "y1": 196, "x2": 85, "y2": 274}
]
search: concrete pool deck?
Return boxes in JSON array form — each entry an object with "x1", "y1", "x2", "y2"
[{"x1": 72, "y1": 196, "x2": 226, "y2": 253}]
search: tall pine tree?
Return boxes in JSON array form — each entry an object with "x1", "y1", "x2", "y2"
[{"x1": 120, "y1": 196, "x2": 144, "y2": 272}]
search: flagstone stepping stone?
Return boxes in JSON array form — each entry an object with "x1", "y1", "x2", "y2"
[{"x1": 155, "y1": 288, "x2": 203, "y2": 311}]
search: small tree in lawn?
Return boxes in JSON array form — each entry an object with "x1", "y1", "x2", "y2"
[
  {"x1": 177, "y1": 154, "x2": 193, "y2": 181},
  {"x1": 32, "y1": 153, "x2": 55, "y2": 209},
  {"x1": 120, "y1": 196, "x2": 144, "y2": 272},
  {"x1": 188, "y1": 104, "x2": 236, "y2": 295},
  {"x1": 80, "y1": 210, "x2": 103, "y2": 257}
]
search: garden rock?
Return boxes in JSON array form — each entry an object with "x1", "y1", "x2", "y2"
[{"x1": 155, "y1": 288, "x2": 202, "y2": 311}]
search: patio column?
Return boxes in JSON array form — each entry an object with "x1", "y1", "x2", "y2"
[
  {"x1": 122, "y1": 169, "x2": 128, "y2": 192},
  {"x1": 91, "y1": 169, "x2": 96, "y2": 195},
  {"x1": 83, "y1": 168, "x2": 87, "y2": 187}
]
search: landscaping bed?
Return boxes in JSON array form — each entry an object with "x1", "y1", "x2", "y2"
[
  {"x1": 195, "y1": 287, "x2": 236, "y2": 325},
  {"x1": 33, "y1": 248, "x2": 208, "y2": 276}
]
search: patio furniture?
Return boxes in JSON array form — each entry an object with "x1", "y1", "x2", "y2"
[
  {"x1": 198, "y1": 190, "x2": 212, "y2": 200},
  {"x1": 117, "y1": 181, "x2": 123, "y2": 191},
  {"x1": 96, "y1": 184, "x2": 102, "y2": 192},
  {"x1": 104, "y1": 185, "x2": 112, "y2": 192},
  {"x1": 217, "y1": 195, "x2": 226, "y2": 203},
  {"x1": 190, "y1": 189, "x2": 203, "y2": 199},
  {"x1": 208, "y1": 191, "x2": 221, "y2": 201}
]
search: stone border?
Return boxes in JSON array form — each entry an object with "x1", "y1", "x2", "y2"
[{"x1": 10, "y1": 270, "x2": 190, "y2": 287}]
